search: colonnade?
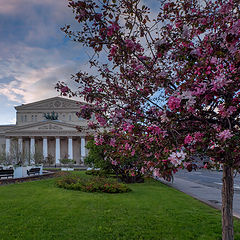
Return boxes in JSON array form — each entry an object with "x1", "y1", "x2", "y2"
[{"x1": 5, "y1": 136, "x2": 86, "y2": 165}]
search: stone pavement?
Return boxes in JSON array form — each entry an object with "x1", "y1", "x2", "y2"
[{"x1": 159, "y1": 176, "x2": 240, "y2": 219}]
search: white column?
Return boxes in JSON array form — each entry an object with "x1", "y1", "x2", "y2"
[
  {"x1": 30, "y1": 137, "x2": 35, "y2": 164},
  {"x1": 18, "y1": 138, "x2": 23, "y2": 154},
  {"x1": 43, "y1": 137, "x2": 48, "y2": 159},
  {"x1": 55, "y1": 137, "x2": 60, "y2": 164},
  {"x1": 81, "y1": 137, "x2": 86, "y2": 163},
  {"x1": 68, "y1": 137, "x2": 73, "y2": 160},
  {"x1": 5, "y1": 138, "x2": 10, "y2": 158}
]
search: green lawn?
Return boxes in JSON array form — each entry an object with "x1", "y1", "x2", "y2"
[{"x1": 0, "y1": 173, "x2": 239, "y2": 240}]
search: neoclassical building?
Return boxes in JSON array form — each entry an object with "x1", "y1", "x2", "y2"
[{"x1": 0, "y1": 97, "x2": 93, "y2": 165}]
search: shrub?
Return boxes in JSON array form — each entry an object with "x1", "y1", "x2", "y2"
[
  {"x1": 60, "y1": 158, "x2": 75, "y2": 165},
  {"x1": 85, "y1": 139, "x2": 144, "y2": 183},
  {"x1": 56, "y1": 174, "x2": 131, "y2": 193},
  {"x1": 84, "y1": 139, "x2": 112, "y2": 172}
]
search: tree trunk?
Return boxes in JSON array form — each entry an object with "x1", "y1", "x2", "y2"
[{"x1": 222, "y1": 164, "x2": 234, "y2": 240}]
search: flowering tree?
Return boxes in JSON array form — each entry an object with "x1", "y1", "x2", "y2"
[{"x1": 57, "y1": 0, "x2": 240, "y2": 239}]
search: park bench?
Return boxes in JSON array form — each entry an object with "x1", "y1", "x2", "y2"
[
  {"x1": 27, "y1": 168, "x2": 40, "y2": 176},
  {"x1": 0, "y1": 169, "x2": 14, "y2": 179}
]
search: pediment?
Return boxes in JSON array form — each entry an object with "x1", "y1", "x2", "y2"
[
  {"x1": 5, "y1": 121, "x2": 79, "y2": 133},
  {"x1": 15, "y1": 97, "x2": 84, "y2": 111}
]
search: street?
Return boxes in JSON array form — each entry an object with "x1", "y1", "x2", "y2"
[
  {"x1": 175, "y1": 169, "x2": 240, "y2": 193},
  {"x1": 159, "y1": 169, "x2": 240, "y2": 217}
]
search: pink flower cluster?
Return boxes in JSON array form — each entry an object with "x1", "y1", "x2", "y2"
[
  {"x1": 184, "y1": 134, "x2": 193, "y2": 145},
  {"x1": 219, "y1": 104, "x2": 237, "y2": 117},
  {"x1": 168, "y1": 150, "x2": 186, "y2": 167},
  {"x1": 122, "y1": 122, "x2": 134, "y2": 132},
  {"x1": 95, "y1": 114, "x2": 107, "y2": 126},
  {"x1": 217, "y1": 130, "x2": 233, "y2": 141},
  {"x1": 124, "y1": 39, "x2": 142, "y2": 52},
  {"x1": 109, "y1": 138, "x2": 116, "y2": 147},
  {"x1": 94, "y1": 135, "x2": 104, "y2": 145},
  {"x1": 168, "y1": 96, "x2": 181, "y2": 111},
  {"x1": 107, "y1": 22, "x2": 120, "y2": 37}
]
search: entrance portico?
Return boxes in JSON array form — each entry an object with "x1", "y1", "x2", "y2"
[{"x1": 4, "y1": 121, "x2": 89, "y2": 165}]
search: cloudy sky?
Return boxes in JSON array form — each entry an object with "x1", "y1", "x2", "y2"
[
  {"x1": 0, "y1": 0, "x2": 93, "y2": 124},
  {"x1": 0, "y1": 0, "x2": 161, "y2": 125}
]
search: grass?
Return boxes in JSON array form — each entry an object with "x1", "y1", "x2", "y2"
[{"x1": 0, "y1": 172, "x2": 239, "y2": 240}]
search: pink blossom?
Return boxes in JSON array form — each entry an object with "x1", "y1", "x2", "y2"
[
  {"x1": 149, "y1": 137, "x2": 155, "y2": 142},
  {"x1": 168, "y1": 96, "x2": 181, "y2": 111},
  {"x1": 184, "y1": 134, "x2": 193, "y2": 145},
  {"x1": 95, "y1": 114, "x2": 107, "y2": 126},
  {"x1": 122, "y1": 122, "x2": 134, "y2": 132},
  {"x1": 210, "y1": 57, "x2": 218, "y2": 64},
  {"x1": 147, "y1": 125, "x2": 162, "y2": 135},
  {"x1": 124, "y1": 39, "x2": 142, "y2": 52},
  {"x1": 109, "y1": 138, "x2": 116, "y2": 147},
  {"x1": 131, "y1": 149, "x2": 135, "y2": 156},
  {"x1": 125, "y1": 39, "x2": 135, "y2": 50},
  {"x1": 107, "y1": 22, "x2": 120, "y2": 37},
  {"x1": 227, "y1": 106, "x2": 237, "y2": 115},
  {"x1": 111, "y1": 160, "x2": 118, "y2": 166},
  {"x1": 183, "y1": 162, "x2": 190, "y2": 168},
  {"x1": 135, "y1": 64, "x2": 144, "y2": 71},
  {"x1": 60, "y1": 86, "x2": 69, "y2": 94},
  {"x1": 94, "y1": 135, "x2": 104, "y2": 145},
  {"x1": 175, "y1": 19, "x2": 183, "y2": 28},
  {"x1": 88, "y1": 121, "x2": 96, "y2": 129},
  {"x1": 131, "y1": 172, "x2": 135, "y2": 177},
  {"x1": 194, "y1": 132, "x2": 203, "y2": 142},
  {"x1": 125, "y1": 143, "x2": 131, "y2": 151},
  {"x1": 153, "y1": 169, "x2": 161, "y2": 178},
  {"x1": 219, "y1": 104, "x2": 237, "y2": 117},
  {"x1": 168, "y1": 150, "x2": 186, "y2": 167},
  {"x1": 110, "y1": 45, "x2": 118, "y2": 56},
  {"x1": 212, "y1": 73, "x2": 232, "y2": 91},
  {"x1": 217, "y1": 130, "x2": 233, "y2": 141}
]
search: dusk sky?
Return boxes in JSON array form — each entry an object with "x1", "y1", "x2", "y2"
[
  {"x1": 0, "y1": 0, "x2": 93, "y2": 125},
  {"x1": 0, "y1": 0, "x2": 160, "y2": 125}
]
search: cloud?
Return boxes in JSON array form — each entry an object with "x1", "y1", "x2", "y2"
[
  {"x1": 0, "y1": 51, "x2": 83, "y2": 104},
  {"x1": 0, "y1": 0, "x2": 90, "y2": 106}
]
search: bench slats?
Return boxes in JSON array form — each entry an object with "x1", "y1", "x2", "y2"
[
  {"x1": 27, "y1": 168, "x2": 40, "y2": 176},
  {"x1": 0, "y1": 169, "x2": 14, "y2": 179}
]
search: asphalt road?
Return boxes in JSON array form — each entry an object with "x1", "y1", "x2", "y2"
[
  {"x1": 159, "y1": 169, "x2": 240, "y2": 217},
  {"x1": 175, "y1": 169, "x2": 240, "y2": 193}
]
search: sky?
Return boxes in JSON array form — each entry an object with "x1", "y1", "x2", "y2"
[
  {"x1": 0, "y1": 0, "x2": 161, "y2": 125},
  {"x1": 0, "y1": 0, "x2": 93, "y2": 125}
]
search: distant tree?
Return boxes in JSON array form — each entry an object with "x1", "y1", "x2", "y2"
[
  {"x1": 45, "y1": 154, "x2": 55, "y2": 166},
  {"x1": 85, "y1": 138, "x2": 108, "y2": 169},
  {"x1": 33, "y1": 150, "x2": 44, "y2": 165}
]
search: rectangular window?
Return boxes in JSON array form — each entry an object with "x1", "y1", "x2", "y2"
[
  {"x1": 32, "y1": 115, "x2": 34, "y2": 122},
  {"x1": 25, "y1": 115, "x2": 27, "y2": 122},
  {"x1": 35, "y1": 115, "x2": 37, "y2": 121}
]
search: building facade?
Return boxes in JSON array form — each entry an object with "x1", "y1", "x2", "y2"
[{"x1": 0, "y1": 97, "x2": 93, "y2": 165}]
